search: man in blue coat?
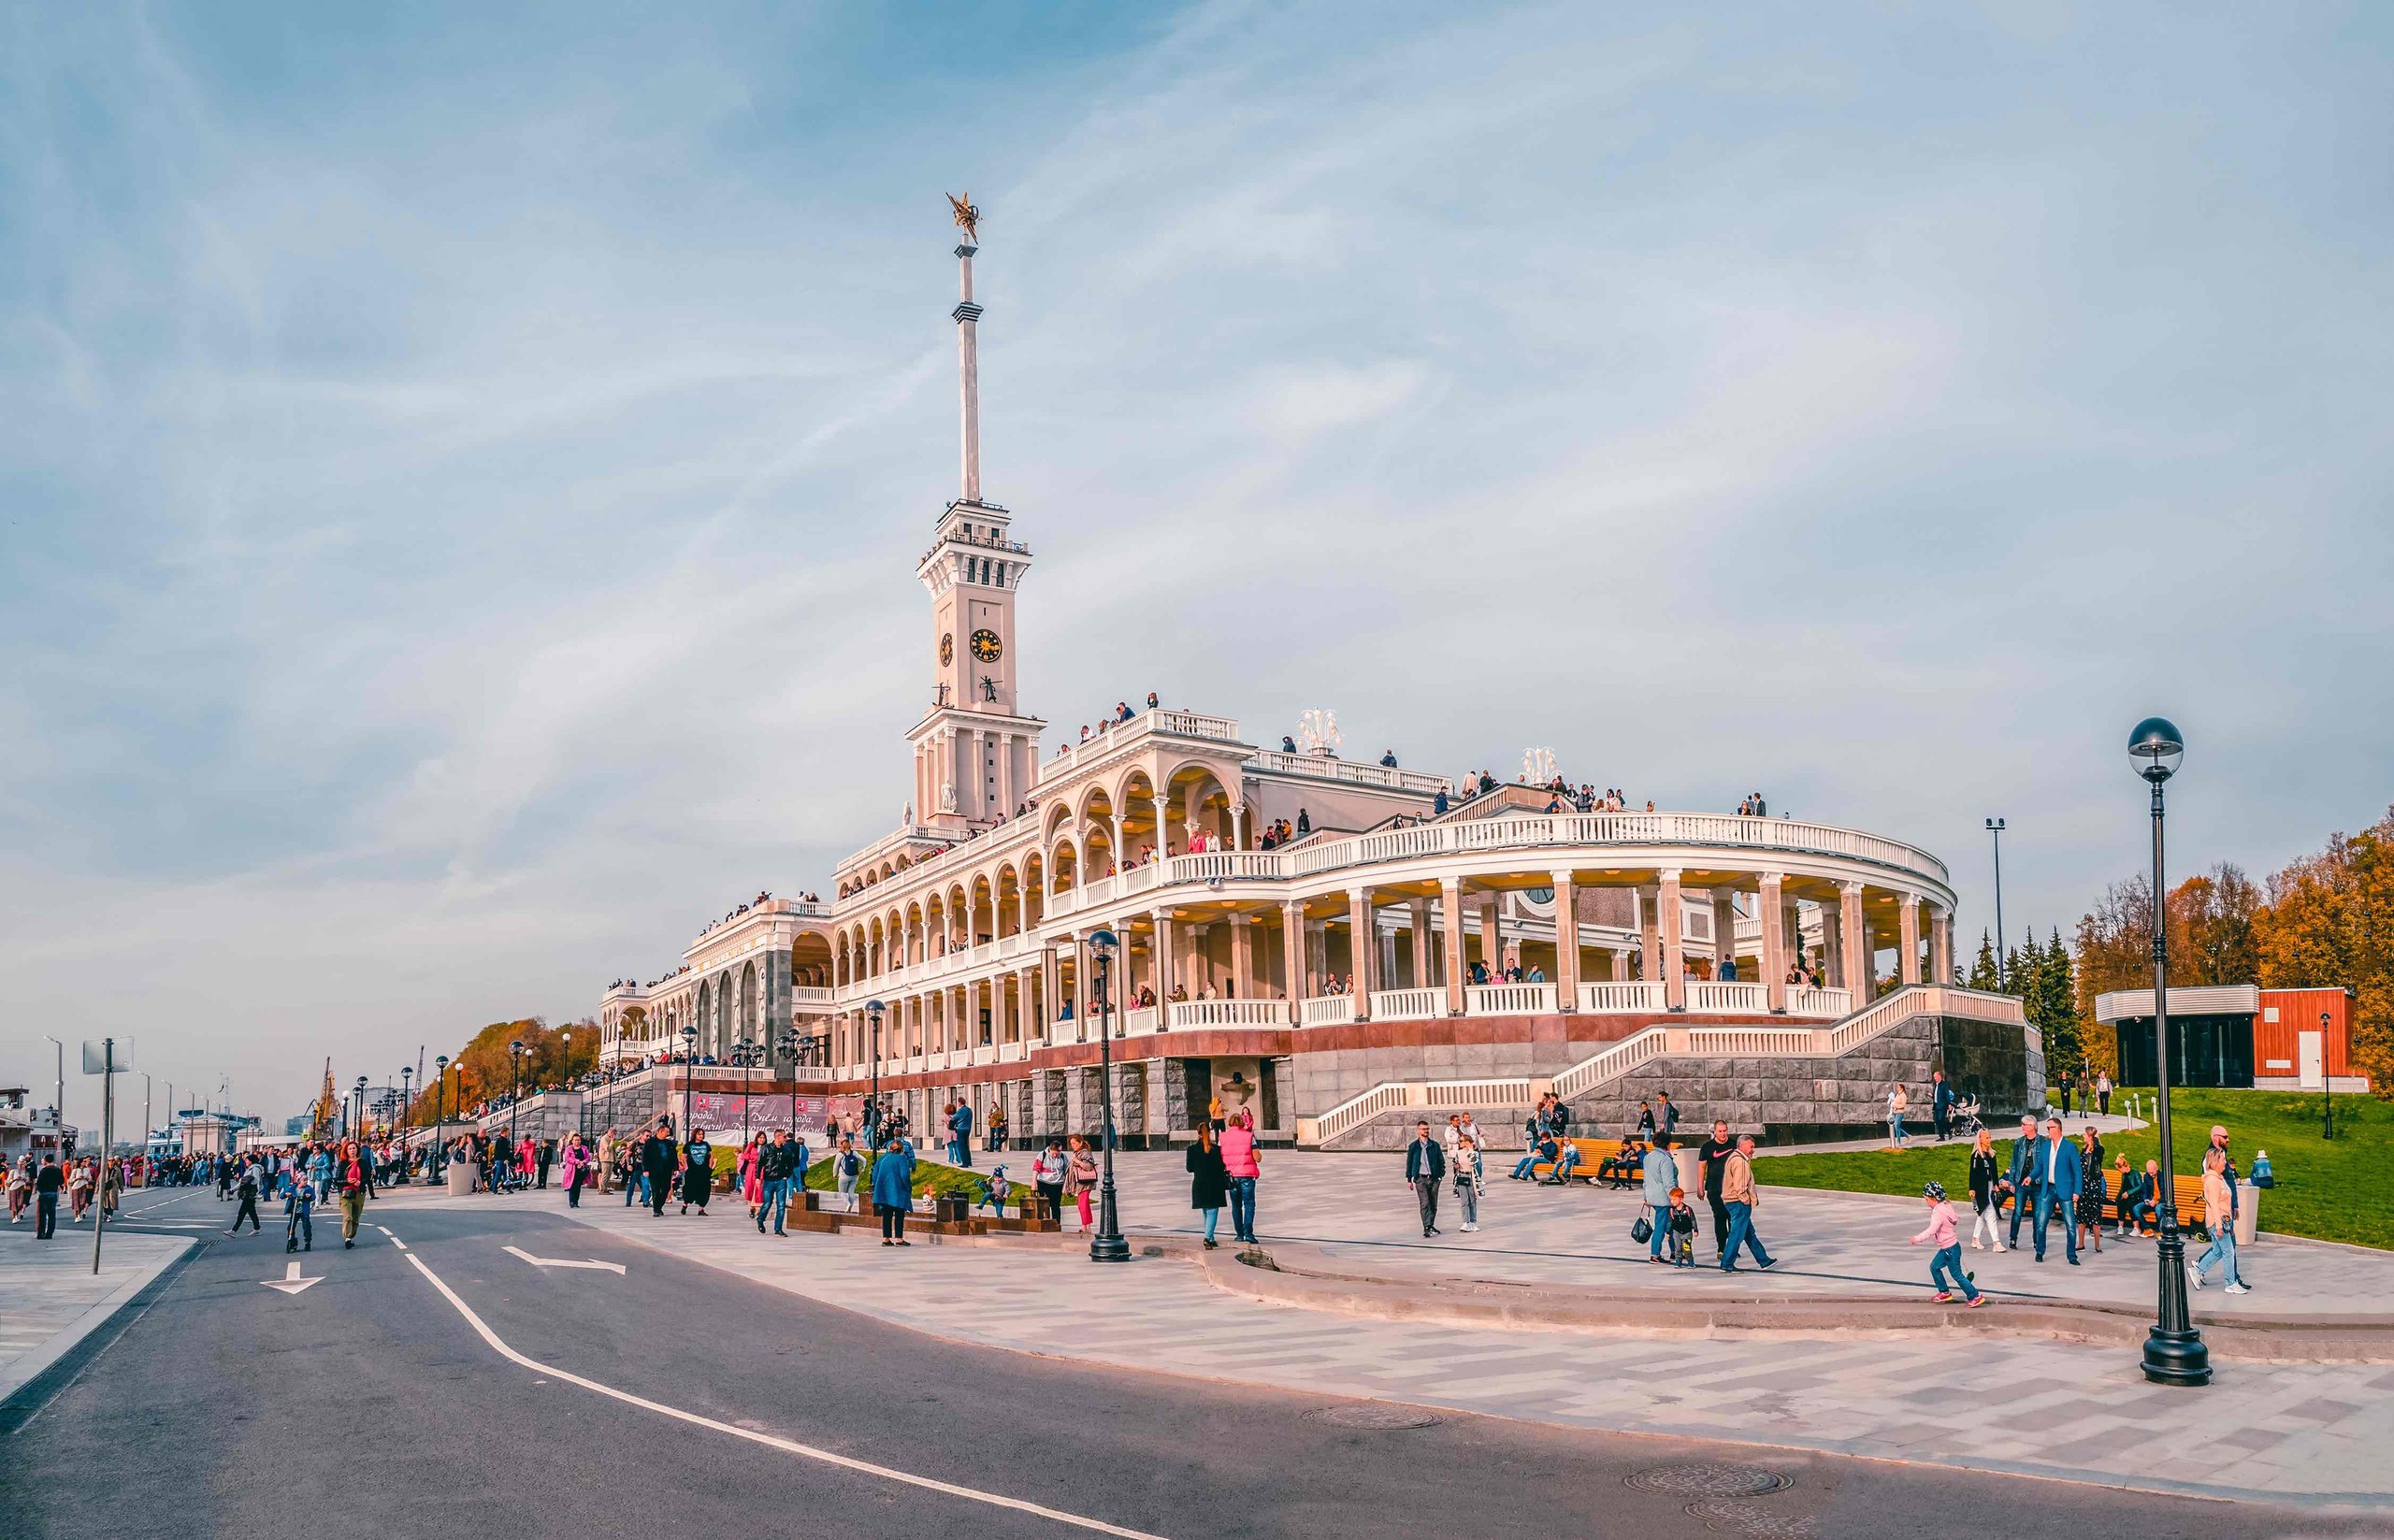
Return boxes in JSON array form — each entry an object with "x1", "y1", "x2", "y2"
[
  {"x1": 1930, "y1": 1070, "x2": 1955, "y2": 1142},
  {"x1": 2030, "y1": 1115, "x2": 2083, "y2": 1264}
]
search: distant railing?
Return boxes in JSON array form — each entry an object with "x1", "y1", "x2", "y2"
[
  {"x1": 1466, "y1": 983, "x2": 1557, "y2": 1016},
  {"x1": 1786, "y1": 986, "x2": 1853, "y2": 1018},
  {"x1": 1166, "y1": 999, "x2": 1286, "y2": 1029},
  {"x1": 1369, "y1": 988, "x2": 1445, "y2": 1021},
  {"x1": 1686, "y1": 981, "x2": 1768, "y2": 1014},
  {"x1": 1578, "y1": 981, "x2": 1666, "y2": 1014},
  {"x1": 1300, "y1": 995, "x2": 1358, "y2": 1027},
  {"x1": 1252, "y1": 750, "x2": 1451, "y2": 796}
]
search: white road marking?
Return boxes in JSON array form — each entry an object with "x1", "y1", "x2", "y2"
[
  {"x1": 401, "y1": 1249, "x2": 1169, "y2": 1538},
  {"x1": 261, "y1": 1261, "x2": 323, "y2": 1295},
  {"x1": 502, "y1": 1244, "x2": 626, "y2": 1275}
]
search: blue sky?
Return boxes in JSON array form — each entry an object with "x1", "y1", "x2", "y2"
[{"x1": 4, "y1": 3, "x2": 2388, "y2": 1129}]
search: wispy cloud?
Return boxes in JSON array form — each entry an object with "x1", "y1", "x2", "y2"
[{"x1": 3, "y1": 2, "x2": 2387, "y2": 1126}]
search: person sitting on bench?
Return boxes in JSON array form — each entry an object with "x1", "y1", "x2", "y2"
[
  {"x1": 1597, "y1": 1134, "x2": 1648, "y2": 1189},
  {"x1": 1544, "y1": 1139, "x2": 1581, "y2": 1185},
  {"x1": 1511, "y1": 1134, "x2": 1561, "y2": 1182}
]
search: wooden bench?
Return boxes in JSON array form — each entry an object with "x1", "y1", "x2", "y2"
[
  {"x1": 1527, "y1": 1137, "x2": 1626, "y2": 1184},
  {"x1": 1996, "y1": 1169, "x2": 2214, "y2": 1232}
]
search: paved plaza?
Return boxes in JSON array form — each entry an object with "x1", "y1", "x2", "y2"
[
  {"x1": 0, "y1": 1214, "x2": 190, "y2": 1403},
  {"x1": 369, "y1": 1159, "x2": 2394, "y2": 1508}
]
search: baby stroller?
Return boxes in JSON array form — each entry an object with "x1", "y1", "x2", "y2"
[{"x1": 1949, "y1": 1095, "x2": 1986, "y2": 1143}]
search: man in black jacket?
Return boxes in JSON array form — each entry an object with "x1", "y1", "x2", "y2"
[
  {"x1": 641, "y1": 1120, "x2": 679, "y2": 1217},
  {"x1": 1404, "y1": 1120, "x2": 1446, "y2": 1238},
  {"x1": 33, "y1": 1155, "x2": 63, "y2": 1240}
]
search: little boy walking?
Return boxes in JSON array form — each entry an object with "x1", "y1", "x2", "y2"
[{"x1": 1909, "y1": 1181, "x2": 1985, "y2": 1307}]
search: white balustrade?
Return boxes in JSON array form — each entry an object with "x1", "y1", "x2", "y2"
[
  {"x1": 1121, "y1": 1006, "x2": 1161, "y2": 1037},
  {"x1": 1786, "y1": 986, "x2": 1853, "y2": 1018},
  {"x1": 1166, "y1": 999, "x2": 1288, "y2": 1029},
  {"x1": 1300, "y1": 995, "x2": 1358, "y2": 1027},
  {"x1": 1686, "y1": 981, "x2": 1768, "y2": 1014},
  {"x1": 1368, "y1": 987, "x2": 1445, "y2": 1021},
  {"x1": 1687, "y1": 1026, "x2": 1819, "y2": 1055},
  {"x1": 790, "y1": 986, "x2": 835, "y2": 1005},
  {"x1": 1578, "y1": 981, "x2": 1666, "y2": 1013},
  {"x1": 1464, "y1": 982, "x2": 1557, "y2": 1016}
]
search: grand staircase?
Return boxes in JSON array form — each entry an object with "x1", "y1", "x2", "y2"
[{"x1": 1294, "y1": 984, "x2": 2026, "y2": 1147}]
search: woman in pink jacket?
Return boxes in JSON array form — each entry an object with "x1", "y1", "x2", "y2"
[
  {"x1": 739, "y1": 1135, "x2": 765, "y2": 1216},
  {"x1": 1219, "y1": 1110, "x2": 1261, "y2": 1245},
  {"x1": 558, "y1": 1133, "x2": 592, "y2": 1208}
]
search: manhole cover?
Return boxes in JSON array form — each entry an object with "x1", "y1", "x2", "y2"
[
  {"x1": 1303, "y1": 1403, "x2": 1440, "y2": 1431},
  {"x1": 1685, "y1": 1499, "x2": 1815, "y2": 1538},
  {"x1": 1623, "y1": 1463, "x2": 1794, "y2": 1498}
]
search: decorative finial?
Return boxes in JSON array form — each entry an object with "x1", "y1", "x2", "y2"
[{"x1": 947, "y1": 192, "x2": 982, "y2": 245}]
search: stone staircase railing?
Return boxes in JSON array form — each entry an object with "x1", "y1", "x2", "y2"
[{"x1": 1296, "y1": 984, "x2": 2024, "y2": 1147}]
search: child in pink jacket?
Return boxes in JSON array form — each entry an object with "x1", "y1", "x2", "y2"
[{"x1": 1909, "y1": 1181, "x2": 1985, "y2": 1306}]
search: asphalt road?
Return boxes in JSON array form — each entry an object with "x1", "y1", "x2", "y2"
[{"x1": 2, "y1": 1196, "x2": 2379, "y2": 1539}]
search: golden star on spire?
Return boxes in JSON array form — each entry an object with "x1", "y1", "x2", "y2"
[{"x1": 946, "y1": 191, "x2": 982, "y2": 245}]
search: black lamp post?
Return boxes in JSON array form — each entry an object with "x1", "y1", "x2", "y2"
[
  {"x1": 353, "y1": 1076, "x2": 368, "y2": 1143},
  {"x1": 507, "y1": 1041, "x2": 526, "y2": 1155},
  {"x1": 678, "y1": 1024, "x2": 697, "y2": 1139},
  {"x1": 866, "y1": 1001, "x2": 885, "y2": 1146},
  {"x1": 2321, "y1": 1009, "x2": 2336, "y2": 1140},
  {"x1": 399, "y1": 1067, "x2": 413, "y2": 1175},
  {"x1": 1984, "y1": 817, "x2": 2007, "y2": 988},
  {"x1": 779, "y1": 1028, "x2": 800, "y2": 1135},
  {"x1": 1087, "y1": 928, "x2": 1130, "y2": 1263},
  {"x1": 2130, "y1": 716, "x2": 2210, "y2": 1388},
  {"x1": 433, "y1": 1055, "x2": 450, "y2": 1178}
]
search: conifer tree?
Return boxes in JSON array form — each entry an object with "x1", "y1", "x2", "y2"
[{"x1": 1968, "y1": 929, "x2": 2001, "y2": 991}]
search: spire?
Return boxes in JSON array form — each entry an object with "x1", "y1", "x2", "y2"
[{"x1": 947, "y1": 192, "x2": 985, "y2": 505}]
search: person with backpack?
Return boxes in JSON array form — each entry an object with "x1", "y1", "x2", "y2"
[
  {"x1": 226, "y1": 1159, "x2": 262, "y2": 1237},
  {"x1": 835, "y1": 1136, "x2": 864, "y2": 1214}
]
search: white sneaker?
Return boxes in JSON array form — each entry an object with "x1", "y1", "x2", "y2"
[
  {"x1": 2225, "y1": 1282, "x2": 2250, "y2": 1294},
  {"x1": 1462, "y1": 1222, "x2": 1478, "y2": 1232},
  {"x1": 1969, "y1": 1240, "x2": 1983, "y2": 1250},
  {"x1": 1991, "y1": 1243, "x2": 2006, "y2": 1253},
  {"x1": 2187, "y1": 1263, "x2": 2203, "y2": 1291}
]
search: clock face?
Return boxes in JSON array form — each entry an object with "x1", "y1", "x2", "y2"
[
  {"x1": 939, "y1": 632, "x2": 954, "y2": 666},
  {"x1": 970, "y1": 628, "x2": 1002, "y2": 663}
]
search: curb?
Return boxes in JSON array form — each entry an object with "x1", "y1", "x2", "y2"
[{"x1": 1193, "y1": 1240, "x2": 2394, "y2": 1362}]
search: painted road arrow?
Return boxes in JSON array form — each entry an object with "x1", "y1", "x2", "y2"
[
  {"x1": 262, "y1": 1261, "x2": 322, "y2": 1295},
  {"x1": 503, "y1": 1244, "x2": 626, "y2": 1275}
]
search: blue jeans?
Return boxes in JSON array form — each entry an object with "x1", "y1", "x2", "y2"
[
  {"x1": 1201, "y1": 1207, "x2": 1219, "y2": 1242},
  {"x1": 763, "y1": 1176, "x2": 791, "y2": 1233},
  {"x1": 2007, "y1": 1183, "x2": 2034, "y2": 1246},
  {"x1": 1228, "y1": 1176, "x2": 1257, "y2": 1241},
  {"x1": 1929, "y1": 1242, "x2": 1978, "y2": 1300},
  {"x1": 1722, "y1": 1201, "x2": 1773, "y2": 1270},
  {"x1": 1889, "y1": 1114, "x2": 1905, "y2": 1143},
  {"x1": 1649, "y1": 1206, "x2": 1669, "y2": 1259},
  {"x1": 1510, "y1": 1155, "x2": 1539, "y2": 1180},
  {"x1": 624, "y1": 1171, "x2": 641, "y2": 1205},
  {"x1": 2033, "y1": 1189, "x2": 2078, "y2": 1262},
  {"x1": 2196, "y1": 1228, "x2": 2243, "y2": 1287}
]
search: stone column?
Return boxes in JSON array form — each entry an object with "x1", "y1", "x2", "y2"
[
  {"x1": 1151, "y1": 908, "x2": 1175, "y2": 1009},
  {"x1": 1070, "y1": 932, "x2": 1090, "y2": 1039},
  {"x1": 1440, "y1": 879, "x2": 1467, "y2": 1015},
  {"x1": 1478, "y1": 899, "x2": 1501, "y2": 979},
  {"x1": 1409, "y1": 900, "x2": 1432, "y2": 987},
  {"x1": 1659, "y1": 869, "x2": 1685, "y2": 1010},
  {"x1": 1713, "y1": 893, "x2": 1738, "y2": 977},
  {"x1": 1898, "y1": 894, "x2": 1922, "y2": 986},
  {"x1": 1929, "y1": 904, "x2": 1953, "y2": 984},
  {"x1": 1347, "y1": 887, "x2": 1375, "y2": 1016},
  {"x1": 1231, "y1": 799, "x2": 1247, "y2": 852},
  {"x1": 1232, "y1": 914, "x2": 1254, "y2": 999},
  {"x1": 1840, "y1": 884, "x2": 1871, "y2": 1003},
  {"x1": 1638, "y1": 885, "x2": 1661, "y2": 984},
  {"x1": 1821, "y1": 903, "x2": 1845, "y2": 989},
  {"x1": 1551, "y1": 871, "x2": 1579, "y2": 1009},
  {"x1": 1281, "y1": 901, "x2": 1305, "y2": 1018},
  {"x1": 1760, "y1": 872, "x2": 1787, "y2": 1013}
]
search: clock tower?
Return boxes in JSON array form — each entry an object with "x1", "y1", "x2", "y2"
[{"x1": 907, "y1": 207, "x2": 1045, "y2": 834}]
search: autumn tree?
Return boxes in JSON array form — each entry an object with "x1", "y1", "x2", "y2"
[
  {"x1": 2254, "y1": 807, "x2": 2394, "y2": 1100},
  {"x1": 411, "y1": 1016, "x2": 601, "y2": 1124}
]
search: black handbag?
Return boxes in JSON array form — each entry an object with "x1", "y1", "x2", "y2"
[{"x1": 1630, "y1": 1209, "x2": 1653, "y2": 1245}]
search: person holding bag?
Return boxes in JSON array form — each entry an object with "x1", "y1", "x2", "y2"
[{"x1": 1640, "y1": 1136, "x2": 1678, "y2": 1261}]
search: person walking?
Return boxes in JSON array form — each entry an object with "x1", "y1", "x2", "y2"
[
  {"x1": 739, "y1": 1134, "x2": 765, "y2": 1219},
  {"x1": 1967, "y1": 1128, "x2": 2006, "y2": 1251},
  {"x1": 1641, "y1": 1135, "x2": 1679, "y2": 1263},
  {"x1": 1186, "y1": 1122, "x2": 1228, "y2": 1248},
  {"x1": 2096, "y1": 1070, "x2": 2113, "y2": 1116},
  {"x1": 560, "y1": 1133, "x2": 592, "y2": 1208},
  {"x1": 678, "y1": 1126, "x2": 714, "y2": 1216},
  {"x1": 872, "y1": 1132, "x2": 916, "y2": 1245},
  {"x1": 1066, "y1": 1134, "x2": 1099, "y2": 1235},
  {"x1": 2190, "y1": 1149, "x2": 2250, "y2": 1294},
  {"x1": 987, "y1": 1101, "x2": 1009, "y2": 1153},
  {"x1": 757, "y1": 1129, "x2": 795, "y2": 1235},
  {"x1": 337, "y1": 1139, "x2": 370, "y2": 1249},
  {"x1": 1930, "y1": 1070, "x2": 1955, "y2": 1143},
  {"x1": 1718, "y1": 1134, "x2": 1776, "y2": 1273},
  {"x1": 32, "y1": 1154, "x2": 62, "y2": 1240},
  {"x1": 642, "y1": 1120, "x2": 678, "y2": 1218},
  {"x1": 2003, "y1": 1115, "x2": 2041, "y2": 1252},
  {"x1": 227, "y1": 1159, "x2": 263, "y2": 1236},
  {"x1": 536, "y1": 1137, "x2": 555, "y2": 1190},
  {"x1": 1404, "y1": 1120, "x2": 1446, "y2": 1238},
  {"x1": 67, "y1": 1158, "x2": 92, "y2": 1224},
  {"x1": 1909, "y1": 1181, "x2": 1985, "y2": 1306},
  {"x1": 2029, "y1": 1115, "x2": 2082, "y2": 1265},
  {"x1": 948, "y1": 1100, "x2": 974, "y2": 1169},
  {"x1": 2075, "y1": 1127, "x2": 2108, "y2": 1256},
  {"x1": 1886, "y1": 1083, "x2": 1910, "y2": 1147},
  {"x1": 284, "y1": 1176, "x2": 314, "y2": 1253},
  {"x1": 1220, "y1": 1109, "x2": 1261, "y2": 1245},
  {"x1": 835, "y1": 1135, "x2": 863, "y2": 1215},
  {"x1": 1452, "y1": 1134, "x2": 1483, "y2": 1233},
  {"x1": 1696, "y1": 1119, "x2": 1737, "y2": 1262}
]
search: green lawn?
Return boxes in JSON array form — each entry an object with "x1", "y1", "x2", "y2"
[
  {"x1": 800, "y1": 1152, "x2": 1024, "y2": 1204},
  {"x1": 1752, "y1": 1087, "x2": 2392, "y2": 1251}
]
